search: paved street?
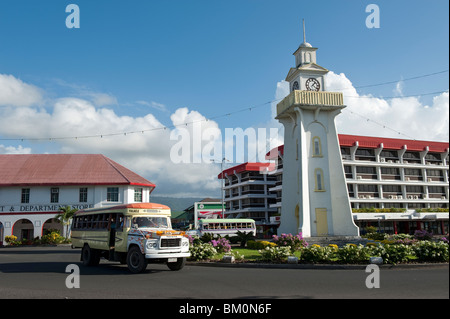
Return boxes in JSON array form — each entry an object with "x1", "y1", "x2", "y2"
[{"x1": 0, "y1": 246, "x2": 448, "y2": 300}]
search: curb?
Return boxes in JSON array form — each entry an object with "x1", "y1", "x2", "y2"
[{"x1": 186, "y1": 261, "x2": 449, "y2": 270}]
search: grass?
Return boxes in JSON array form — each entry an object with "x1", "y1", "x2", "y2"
[{"x1": 211, "y1": 248, "x2": 302, "y2": 262}]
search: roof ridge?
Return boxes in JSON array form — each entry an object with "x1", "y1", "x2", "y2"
[{"x1": 101, "y1": 155, "x2": 132, "y2": 183}]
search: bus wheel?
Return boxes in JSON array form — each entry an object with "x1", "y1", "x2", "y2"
[
  {"x1": 127, "y1": 246, "x2": 148, "y2": 273},
  {"x1": 81, "y1": 244, "x2": 100, "y2": 266},
  {"x1": 167, "y1": 257, "x2": 186, "y2": 271}
]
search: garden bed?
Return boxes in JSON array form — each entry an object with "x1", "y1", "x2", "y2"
[{"x1": 188, "y1": 231, "x2": 450, "y2": 265}]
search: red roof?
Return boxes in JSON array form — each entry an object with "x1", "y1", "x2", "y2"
[
  {"x1": 218, "y1": 162, "x2": 275, "y2": 179},
  {"x1": 0, "y1": 154, "x2": 155, "y2": 188},
  {"x1": 76, "y1": 203, "x2": 169, "y2": 214},
  {"x1": 266, "y1": 135, "x2": 449, "y2": 159}
]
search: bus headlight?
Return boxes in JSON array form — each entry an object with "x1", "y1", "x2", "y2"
[
  {"x1": 181, "y1": 238, "x2": 189, "y2": 248},
  {"x1": 146, "y1": 240, "x2": 158, "y2": 250}
]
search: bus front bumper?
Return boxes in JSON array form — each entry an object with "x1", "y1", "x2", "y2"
[{"x1": 145, "y1": 252, "x2": 190, "y2": 259}]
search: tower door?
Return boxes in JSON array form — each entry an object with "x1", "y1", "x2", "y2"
[{"x1": 315, "y1": 208, "x2": 328, "y2": 236}]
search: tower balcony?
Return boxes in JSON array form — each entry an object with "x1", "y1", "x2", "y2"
[{"x1": 276, "y1": 90, "x2": 344, "y2": 117}]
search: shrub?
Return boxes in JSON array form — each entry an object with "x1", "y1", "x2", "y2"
[
  {"x1": 414, "y1": 230, "x2": 433, "y2": 241},
  {"x1": 272, "y1": 233, "x2": 308, "y2": 253},
  {"x1": 301, "y1": 244, "x2": 338, "y2": 263},
  {"x1": 210, "y1": 238, "x2": 231, "y2": 253},
  {"x1": 376, "y1": 244, "x2": 417, "y2": 264},
  {"x1": 189, "y1": 242, "x2": 217, "y2": 261},
  {"x1": 5, "y1": 235, "x2": 18, "y2": 245},
  {"x1": 337, "y1": 244, "x2": 370, "y2": 264},
  {"x1": 413, "y1": 240, "x2": 449, "y2": 262},
  {"x1": 40, "y1": 231, "x2": 64, "y2": 245},
  {"x1": 259, "y1": 246, "x2": 292, "y2": 262},
  {"x1": 364, "y1": 231, "x2": 388, "y2": 241},
  {"x1": 247, "y1": 240, "x2": 277, "y2": 250}
]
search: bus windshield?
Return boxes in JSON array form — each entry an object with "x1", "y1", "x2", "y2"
[{"x1": 132, "y1": 216, "x2": 169, "y2": 229}]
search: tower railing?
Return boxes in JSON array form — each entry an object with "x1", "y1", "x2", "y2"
[{"x1": 277, "y1": 90, "x2": 344, "y2": 116}]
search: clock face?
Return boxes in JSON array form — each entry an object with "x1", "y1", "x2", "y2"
[
  {"x1": 292, "y1": 81, "x2": 299, "y2": 91},
  {"x1": 305, "y1": 78, "x2": 320, "y2": 91}
]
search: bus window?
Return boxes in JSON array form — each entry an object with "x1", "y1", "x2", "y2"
[
  {"x1": 86, "y1": 215, "x2": 93, "y2": 229},
  {"x1": 131, "y1": 216, "x2": 169, "y2": 229},
  {"x1": 101, "y1": 214, "x2": 108, "y2": 229},
  {"x1": 117, "y1": 214, "x2": 124, "y2": 231}
]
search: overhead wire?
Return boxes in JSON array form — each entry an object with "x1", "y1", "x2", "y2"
[{"x1": 0, "y1": 70, "x2": 448, "y2": 142}]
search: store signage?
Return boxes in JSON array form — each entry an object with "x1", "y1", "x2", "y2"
[{"x1": 0, "y1": 204, "x2": 93, "y2": 213}]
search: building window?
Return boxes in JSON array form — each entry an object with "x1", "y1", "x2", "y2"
[
  {"x1": 107, "y1": 187, "x2": 119, "y2": 202},
  {"x1": 134, "y1": 188, "x2": 143, "y2": 202},
  {"x1": 21, "y1": 188, "x2": 30, "y2": 203},
  {"x1": 50, "y1": 188, "x2": 59, "y2": 203},
  {"x1": 79, "y1": 188, "x2": 88, "y2": 202},
  {"x1": 312, "y1": 136, "x2": 322, "y2": 157},
  {"x1": 315, "y1": 168, "x2": 325, "y2": 191}
]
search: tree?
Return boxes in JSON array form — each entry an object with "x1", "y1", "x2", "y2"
[
  {"x1": 236, "y1": 230, "x2": 256, "y2": 248},
  {"x1": 55, "y1": 206, "x2": 78, "y2": 239}
]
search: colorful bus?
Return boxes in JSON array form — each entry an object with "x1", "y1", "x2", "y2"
[
  {"x1": 188, "y1": 219, "x2": 256, "y2": 238},
  {"x1": 71, "y1": 203, "x2": 190, "y2": 273}
]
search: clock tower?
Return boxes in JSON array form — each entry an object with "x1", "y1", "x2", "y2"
[{"x1": 275, "y1": 20, "x2": 359, "y2": 238}]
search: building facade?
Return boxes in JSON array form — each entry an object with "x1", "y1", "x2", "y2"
[
  {"x1": 265, "y1": 134, "x2": 449, "y2": 235},
  {"x1": 218, "y1": 163, "x2": 279, "y2": 238},
  {"x1": 0, "y1": 154, "x2": 155, "y2": 244},
  {"x1": 219, "y1": 134, "x2": 449, "y2": 237}
]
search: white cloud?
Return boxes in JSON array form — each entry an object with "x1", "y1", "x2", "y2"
[
  {"x1": 88, "y1": 92, "x2": 118, "y2": 107},
  {"x1": 0, "y1": 144, "x2": 32, "y2": 154},
  {"x1": 0, "y1": 88, "x2": 223, "y2": 197},
  {"x1": 0, "y1": 74, "x2": 43, "y2": 107},
  {"x1": 326, "y1": 71, "x2": 449, "y2": 142},
  {"x1": 2, "y1": 71, "x2": 447, "y2": 197},
  {"x1": 136, "y1": 100, "x2": 168, "y2": 112}
]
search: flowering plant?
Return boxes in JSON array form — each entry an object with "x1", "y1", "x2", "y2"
[
  {"x1": 272, "y1": 233, "x2": 308, "y2": 253},
  {"x1": 301, "y1": 244, "x2": 338, "y2": 263},
  {"x1": 210, "y1": 238, "x2": 231, "y2": 253},
  {"x1": 189, "y1": 242, "x2": 217, "y2": 261},
  {"x1": 259, "y1": 246, "x2": 292, "y2": 262},
  {"x1": 414, "y1": 230, "x2": 433, "y2": 241}
]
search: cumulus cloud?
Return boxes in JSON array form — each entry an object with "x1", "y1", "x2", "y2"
[
  {"x1": 0, "y1": 84, "x2": 223, "y2": 197},
  {"x1": 325, "y1": 71, "x2": 449, "y2": 142},
  {"x1": 0, "y1": 144, "x2": 32, "y2": 154},
  {"x1": 0, "y1": 74, "x2": 43, "y2": 107},
  {"x1": 1, "y1": 71, "x2": 447, "y2": 197}
]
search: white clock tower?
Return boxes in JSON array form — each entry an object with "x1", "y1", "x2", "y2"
[{"x1": 276, "y1": 21, "x2": 359, "y2": 238}]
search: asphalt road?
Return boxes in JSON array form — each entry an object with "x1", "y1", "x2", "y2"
[{"x1": 0, "y1": 246, "x2": 448, "y2": 300}]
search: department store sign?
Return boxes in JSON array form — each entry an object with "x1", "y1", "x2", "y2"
[{"x1": 0, "y1": 204, "x2": 94, "y2": 213}]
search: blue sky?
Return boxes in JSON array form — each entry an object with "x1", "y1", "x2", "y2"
[{"x1": 0, "y1": 0, "x2": 448, "y2": 197}]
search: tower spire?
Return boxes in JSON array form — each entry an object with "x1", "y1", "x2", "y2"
[{"x1": 303, "y1": 19, "x2": 306, "y2": 44}]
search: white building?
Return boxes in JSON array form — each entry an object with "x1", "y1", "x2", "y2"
[
  {"x1": 0, "y1": 154, "x2": 155, "y2": 244},
  {"x1": 218, "y1": 162, "x2": 278, "y2": 238},
  {"x1": 267, "y1": 134, "x2": 449, "y2": 235}
]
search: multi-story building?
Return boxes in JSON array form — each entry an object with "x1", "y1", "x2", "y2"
[
  {"x1": 0, "y1": 154, "x2": 156, "y2": 243},
  {"x1": 220, "y1": 134, "x2": 449, "y2": 237},
  {"x1": 218, "y1": 162, "x2": 279, "y2": 238}
]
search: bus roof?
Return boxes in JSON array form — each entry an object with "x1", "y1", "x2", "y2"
[
  {"x1": 75, "y1": 203, "x2": 171, "y2": 215},
  {"x1": 199, "y1": 219, "x2": 255, "y2": 223}
]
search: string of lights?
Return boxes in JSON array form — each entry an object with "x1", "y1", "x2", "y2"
[{"x1": 0, "y1": 77, "x2": 448, "y2": 142}]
